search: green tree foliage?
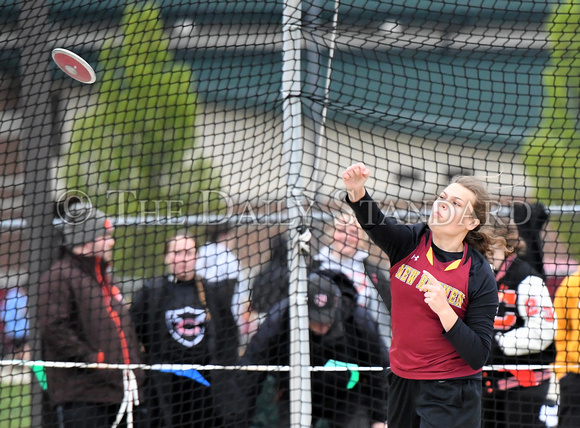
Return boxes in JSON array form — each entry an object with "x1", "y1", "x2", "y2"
[
  {"x1": 59, "y1": 1, "x2": 221, "y2": 277},
  {"x1": 523, "y1": 0, "x2": 580, "y2": 259},
  {"x1": 523, "y1": 0, "x2": 580, "y2": 204}
]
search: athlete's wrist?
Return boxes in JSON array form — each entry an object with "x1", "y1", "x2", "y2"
[{"x1": 346, "y1": 187, "x2": 366, "y2": 203}]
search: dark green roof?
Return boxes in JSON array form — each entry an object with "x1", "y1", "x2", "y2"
[
  {"x1": 1, "y1": 0, "x2": 558, "y2": 25},
  {"x1": 1, "y1": 0, "x2": 558, "y2": 146}
]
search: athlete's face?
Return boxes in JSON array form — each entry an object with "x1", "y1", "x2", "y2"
[
  {"x1": 166, "y1": 236, "x2": 197, "y2": 281},
  {"x1": 332, "y1": 223, "x2": 359, "y2": 257},
  {"x1": 428, "y1": 183, "x2": 480, "y2": 236}
]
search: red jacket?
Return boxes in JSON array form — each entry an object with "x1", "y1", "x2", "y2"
[{"x1": 38, "y1": 251, "x2": 144, "y2": 406}]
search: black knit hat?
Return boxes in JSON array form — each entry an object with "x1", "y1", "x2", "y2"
[
  {"x1": 58, "y1": 202, "x2": 113, "y2": 248},
  {"x1": 308, "y1": 272, "x2": 342, "y2": 325}
]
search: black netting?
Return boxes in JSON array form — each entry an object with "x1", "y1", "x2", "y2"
[{"x1": 1, "y1": 1, "x2": 579, "y2": 427}]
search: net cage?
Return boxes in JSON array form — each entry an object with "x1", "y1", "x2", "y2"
[{"x1": 0, "y1": 0, "x2": 579, "y2": 427}]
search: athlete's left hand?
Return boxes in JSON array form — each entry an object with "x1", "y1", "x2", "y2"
[{"x1": 423, "y1": 270, "x2": 459, "y2": 332}]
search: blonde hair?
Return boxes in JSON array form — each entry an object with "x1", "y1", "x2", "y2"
[{"x1": 450, "y1": 176, "x2": 507, "y2": 259}]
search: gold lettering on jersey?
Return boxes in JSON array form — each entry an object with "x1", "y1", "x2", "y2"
[
  {"x1": 396, "y1": 264, "x2": 466, "y2": 308},
  {"x1": 397, "y1": 265, "x2": 412, "y2": 282},
  {"x1": 395, "y1": 264, "x2": 421, "y2": 285},
  {"x1": 416, "y1": 274, "x2": 429, "y2": 291},
  {"x1": 439, "y1": 282, "x2": 465, "y2": 308},
  {"x1": 407, "y1": 269, "x2": 420, "y2": 285}
]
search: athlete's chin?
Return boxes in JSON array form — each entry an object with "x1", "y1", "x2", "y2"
[
  {"x1": 428, "y1": 217, "x2": 441, "y2": 228},
  {"x1": 429, "y1": 215, "x2": 451, "y2": 228}
]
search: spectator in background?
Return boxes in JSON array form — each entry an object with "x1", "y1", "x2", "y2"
[
  {"x1": 514, "y1": 202, "x2": 550, "y2": 277},
  {"x1": 196, "y1": 223, "x2": 241, "y2": 354},
  {"x1": 196, "y1": 223, "x2": 241, "y2": 284},
  {"x1": 0, "y1": 287, "x2": 29, "y2": 355},
  {"x1": 233, "y1": 270, "x2": 389, "y2": 428},
  {"x1": 482, "y1": 202, "x2": 556, "y2": 428},
  {"x1": 130, "y1": 232, "x2": 238, "y2": 428},
  {"x1": 38, "y1": 203, "x2": 146, "y2": 428},
  {"x1": 0, "y1": 286, "x2": 31, "y2": 386},
  {"x1": 313, "y1": 216, "x2": 391, "y2": 355},
  {"x1": 234, "y1": 233, "x2": 289, "y2": 351},
  {"x1": 248, "y1": 233, "x2": 290, "y2": 316},
  {"x1": 551, "y1": 266, "x2": 580, "y2": 427}
]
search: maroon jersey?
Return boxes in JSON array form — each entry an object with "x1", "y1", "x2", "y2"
[
  {"x1": 390, "y1": 233, "x2": 480, "y2": 379},
  {"x1": 348, "y1": 191, "x2": 498, "y2": 381}
]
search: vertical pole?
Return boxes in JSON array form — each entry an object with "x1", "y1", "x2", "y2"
[
  {"x1": 281, "y1": 1, "x2": 312, "y2": 427},
  {"x1": 18, "y1": 1, "x2": 61, "y2": 426},
  {"x1": 304, "y1": 0, "x2": 339, "y2": 188}
]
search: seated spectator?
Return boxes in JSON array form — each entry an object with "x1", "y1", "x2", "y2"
[
  {"x1": 232, "y1": 269, "x2": 389, "y2": 428},
  {"x1": 130, "y1": 231, "x2": 238, "y2": 428}
]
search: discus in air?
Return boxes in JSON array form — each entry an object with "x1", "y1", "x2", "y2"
[{"x1": 51, "y1": 48, "x2": 96, "y2": 84}]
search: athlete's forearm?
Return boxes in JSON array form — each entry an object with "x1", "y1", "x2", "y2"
[{"x1": 437, "y1": 305, "x2": 459, "y2": 332}]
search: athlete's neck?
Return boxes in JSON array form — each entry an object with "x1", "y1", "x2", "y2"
[{"x1": 431, "y1": 234, "x2": 464, "y2": 253}]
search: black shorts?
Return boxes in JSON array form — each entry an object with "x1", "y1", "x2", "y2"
[{"x1": 387, "y1": 371, "x2": 482, "y2": 428}]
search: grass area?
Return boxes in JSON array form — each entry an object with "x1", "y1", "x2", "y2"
[{"x1": 0, "y1": 383, "x2": 30, "y2": 428}]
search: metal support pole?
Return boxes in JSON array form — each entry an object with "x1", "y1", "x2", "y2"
[{"x1": 282, "y1": 1, "x2": 313, "y2": 427}]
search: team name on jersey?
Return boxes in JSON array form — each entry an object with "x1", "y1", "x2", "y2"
[{"x1": 394, "y1": 264, "x2": 465, "y2": 308}]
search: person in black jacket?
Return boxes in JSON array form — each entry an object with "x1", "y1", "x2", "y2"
[
  {"x1": 234, "y1": 269, "x2": 389, "y2": 428},
  {"x1": 130, "y1": 232, "x2": 238, "y2": 428}
]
